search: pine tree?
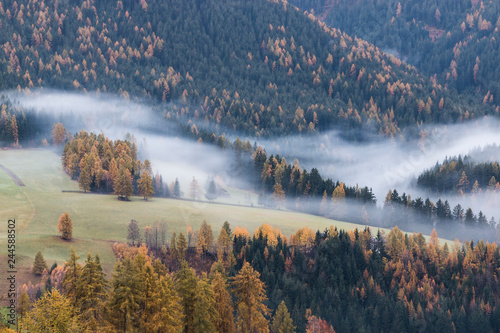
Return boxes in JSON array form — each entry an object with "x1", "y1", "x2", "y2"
[
  {"x1": 78, "y1": 154, "x2": 92, "y2": 192},
  {"x1": 58, "y1": 212, "x2": 73, "y2": 240},
  {"x1": 206, "y1": 179, "x2": 218, "y2": 201},
  {"x1": 211, "y1": 271, "x2": 235, "y2": 333},
  {"x1": 62, "y1": 249, "x2": 81, "y2": 306},
  {"x1": 75, "y1": 254, "x2": 107, "y2": 331},
  {"x1": 177, "y1": 232, "x2": 188, "y2": 261},
  {"x1": 106, "y1": 256, "x2": 143, "y2": 332},
  {"x1": 22, "y1": 289, "x2": 80, "y2": 332},
  {"x1": 10, "y1": 114, "x2": 18, "y2": 146},
  {"x1": 192, "y1": 277, "x2": 218, "y2": 333},
  {"x1": 52, "y1": 122, "x2": 67, "y2": 146},
  {"x1": 33, "y1": 251, "x2": 47, "y2": 275},
  {"x1": 127, "y1": 219, "x2": 141, "y2": 246},
  {"x1": 174, "y1": 178, "x2": 182, "y2": 198},
  {"x1": 138, "y1": 169, "x2": 155, "y2": 200},
  {"x1": 232, "y1": 262, "x2": 270, "y2": 333},
  {"x1": 139, "y1": 262, "x2": 183, "y2": 332},
  {"x1": 114, "y1": 166, "x2": 133, "y2": 200},
  {"x1": 271, "y1": 301, "x2": 296, "y2": 333},
  {"x1": 197, "y1": 220, "x2": 214, "y2": 259},
  {"x1": 175, "y1": 261, "x2": 198, "y2": 333}
]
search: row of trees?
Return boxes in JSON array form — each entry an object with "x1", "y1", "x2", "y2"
[{"x1": 418, "y1": 154, "x2": 500, "y2": 194}]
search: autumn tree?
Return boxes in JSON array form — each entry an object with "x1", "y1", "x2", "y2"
[
  {"x1": 22, "y1": 289, "x2": 80, "y2": 332},
  {"x1": 192, "y1": 276, "x2": 218, "y2": 333},
  {"x1": 58, "y1": 212, "x2": 73, "y2": 240},
  {"x1": 33, "y1": 251, "x2": 47, "y2": 275},
  {"x1": 75, "y1": 254, "x2": 107, "y2": 331},
  {"x1": 106, "y1": 256, "x2": 143, "y2": 332},
  {"x1": 114, "y1": 165, "x2": 133, "y2": 200},
  {"x1": 211, "y1": 271, "x2": 235, "y2": 333},
  {"x1": 197, "y1": 220, "x2": 214, "y2": 257},
  {"x1": 177, "y1": 232, "x2": 188, "y2": 261},
  {"x1": 189, "y1": 176, "x2": 202, "y2": 200},
  {"x1": 271, "y1": 301, "x2": 295, "y2": 333},
  {"x1": 175, "y1": 261, "x2": 198, "y2": 333},
  {"x1": 232, "y1": 262, "x2": 270, "y2": 333},
  {"x1": 127, "y1": 219, "x2": 141, "y2": 246},
  {"x1": 138, "y1": 169, "x2": 155, "y2": 200},
  {"x1": 62, "y1": 249, "x2": 81, "y2": 306},
  {"x1": 52, "y1": 122, "x2": 67, "y2": 146}
]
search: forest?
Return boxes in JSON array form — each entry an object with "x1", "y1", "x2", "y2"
[
  {"x1": 0, "y1": 0, "x2": 496, "y2": 140},
  {"x1": 7, "y1": 221, "x2": 500, "y2": 332}
]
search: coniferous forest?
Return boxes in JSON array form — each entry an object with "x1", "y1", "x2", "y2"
[{"x1": 3, "y1": 0, "x2": 500, "y2": 332}]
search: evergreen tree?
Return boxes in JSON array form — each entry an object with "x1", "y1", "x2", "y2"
[
  {"x1": 174, "y1": 178, "x2": 182, "y2": 198},
  {"x1": 271, "y1": 301, "x2": 296, "y2": 333},
  {"x1": 232, "y1": 262, "x2": 270, "y2": 333},
  {"x1": 206, "y1": 179, "x2": 218, "y2": 201},
  {"x1": 58, "y1": 212, "x2": 73, "y2": 240},
  {"x1": 197, "y1": 220, "x2": 214, "y2": 256},
  {"x1": 33, "y1": 251, "x2": 47, "y2": 276},
  {"x1": 114, "y1": 166, "x2": 133, "y2": 200}
]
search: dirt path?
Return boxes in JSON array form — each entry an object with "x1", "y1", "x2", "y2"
[{"x1": 0, "y1": 164, "x2": 25, "y2": 186}]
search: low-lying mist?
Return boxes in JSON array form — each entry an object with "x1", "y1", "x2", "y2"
[
  {"x1": 8, "y1": 89, "x2": 500, "y2": 240},
  {"x1": 8, "y1": 90, "x2": 236, "y2": 192}
]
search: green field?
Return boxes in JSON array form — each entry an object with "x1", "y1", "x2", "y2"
[{"x1": 0, "y1": 149, "x2": 450, "y2": 294}]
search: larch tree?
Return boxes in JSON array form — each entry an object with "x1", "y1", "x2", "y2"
[
  {"x1": 75, "y1": 254, "x2": 107, "y2": 331},
  {"x1": 232, "y1": 262, "x2": 270, "y2": 333},
  {"x1": 197, "y1": 220, "x2": 214, "y2": 261},
  {"x1": 33, "y1": 251, "x2": 47, "y2": 276},
  {"x1": 114, "y1": 165, "x2": 133, "y2": 200},
  {"x1": 52, "y1": 122, "x2": 67, "y2": 146},
  {"x1": 177, "y1": 232, "x2": 188, "y2": 261},
  {"x1": 127, "y1": 219, "x2": 141, "y2": 246},
  {"x1": 22, "y1": 289, "x2": 80, "y2": 333},
  {"x1": 189, "y1": 176, "x2": 201, "y2": 200},
  {"x1": 271, "y1": 301, "x2": 295, "y2": 333},
  {"x1": 192, "y1": 276, "x2": 218, "y2": 333},
  {"x1": 106, "y1": 256, "x2": 143, "y2": 332},
  {"x1": 175, "y1": 261, "x2": 198, "y2": 333},
  {"x1": 138, "y1": 169, "x2": 155, "y2": 200},
  {"x1": 58, "y1": 212, "x2": 73, "y2": 240},
  {"x1": 62, "y1": 249, "x2": 82, "y2": 306},
  {"x1": 211, "y1": 271, "x2": 235, "y2": 333},
  {"x1": 11, "y1": 114, "x2": 18, "y2": 146}
]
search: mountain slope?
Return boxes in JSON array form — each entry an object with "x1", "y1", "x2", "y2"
[
  {"x1": 0, "y1": 0, "x2": 493, "y2": 137},
  {"x1": 290, "y1": 0, "x2": 500, "y2": 104}
]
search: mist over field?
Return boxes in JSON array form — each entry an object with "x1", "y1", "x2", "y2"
[
  {"x1": 9, "y1": 90, "x2": 500, "y2": 235},
  {"x1": 8, "y1": 90, "x2": 232, "y2": 188}
]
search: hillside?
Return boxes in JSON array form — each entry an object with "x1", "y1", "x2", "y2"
[
  {"x1": 0, "y1": 0, "x2": 493, "y2": 139},
  {"x1": 0, "y1": 148, "x2": 413, "y2": 279},
  {"x1": 290, "y1": 0, "x2": 500, "y2": 103}
]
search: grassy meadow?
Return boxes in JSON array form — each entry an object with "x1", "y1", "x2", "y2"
[{"x1": 0, "y1": 148, "x2": 451, "y2": 296}]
